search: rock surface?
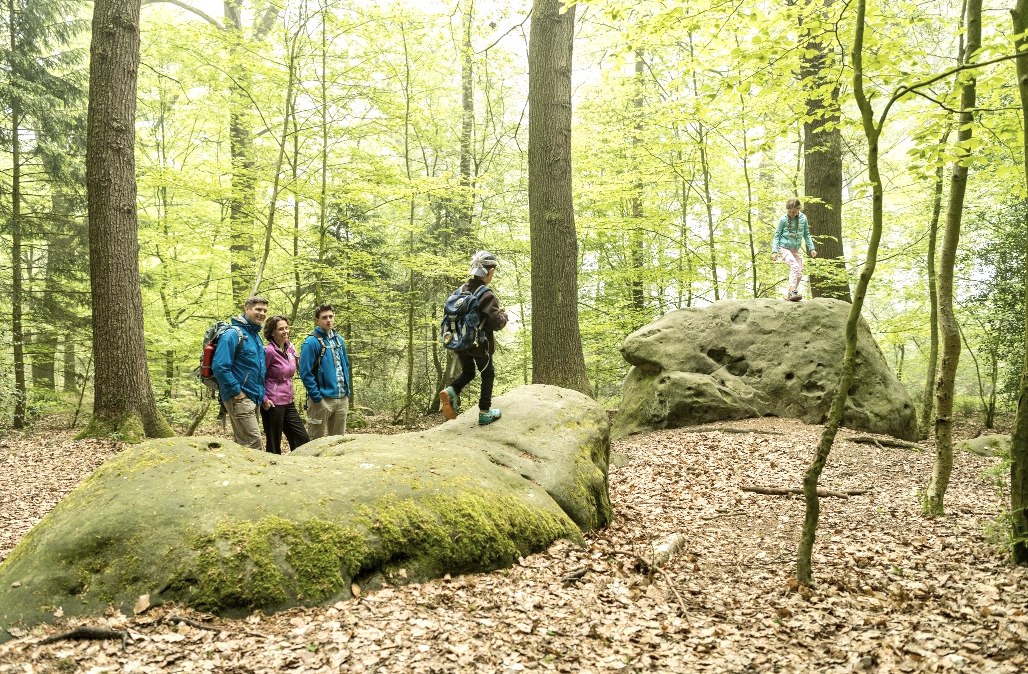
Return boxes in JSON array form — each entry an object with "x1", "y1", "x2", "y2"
[
  {"x1": 0, "y1": 385, "x2": 609, "y2": 637},
  {"x1": 956, "y1": 434, "x2": 1010, "y2": 457},
  {"x1": 613, "y1": 299, "x2": 917, "y2": 440}
]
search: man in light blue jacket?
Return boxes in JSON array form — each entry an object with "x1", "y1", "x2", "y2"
[
  {"x1": 212, "y1": 295, "x2": 268, "y2": 449},
  {"x1": 298, "y1": 304, "x2": 353, "y2": 438}
]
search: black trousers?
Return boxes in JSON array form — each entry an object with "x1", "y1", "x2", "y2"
[
  {"x1": 260, "y1": 402, "x2": 309, "y2": 454},
  {"x1": 451, "y1": 353, "x2": 495, "y2": 411}
]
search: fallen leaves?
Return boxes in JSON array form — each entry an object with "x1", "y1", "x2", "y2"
[{"x1": 1, "y1": 418, "x2": 1026, "y2": 672}]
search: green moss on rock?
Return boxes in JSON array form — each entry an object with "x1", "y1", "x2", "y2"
[{"x1": 0, "y1": 386, "x2": 609, "y2": 639}]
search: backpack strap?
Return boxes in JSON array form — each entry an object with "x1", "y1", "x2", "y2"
[
  {"x1": 306, "y1": 334, "x2": 329, "y2": 375},
  {"x1": 231, "y1": 326, "x2": 245, "y2": 357}
]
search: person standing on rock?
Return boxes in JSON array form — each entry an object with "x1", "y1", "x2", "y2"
[
  {"x1": 299, "y1": 304, "x2": 353, "y2": 439},
  {"x1": 439, "y1": 251, "x2": 508, "y2": 425},
  {"x1": 261, "y1": 315, "x2": 309, "y2": 454},
  {"x1": 771, "y1": 197, "x2": 817, "y2": 301},
  {"x1": 212, "y1": 295, "x2": 269, "y2": 450}
]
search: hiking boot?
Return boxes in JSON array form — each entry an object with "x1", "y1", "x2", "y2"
[
  {"x1": 787, "y1": 290, "x2": 803, "y2": 302},
  {"x1": 478, "y1": 408, "x2": 502, "y2": 425},
  {"x1": 439, "y1": 386, "x2": 459, "y2": 420}
]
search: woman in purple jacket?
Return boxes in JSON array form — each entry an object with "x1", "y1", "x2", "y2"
[{"x1": 261, "y1": 316, "x2": 310, "y2": 454}]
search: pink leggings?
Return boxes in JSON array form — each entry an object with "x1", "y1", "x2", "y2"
[{"x1": 780, "y1": 248, "x2": 803, "y2": 292}]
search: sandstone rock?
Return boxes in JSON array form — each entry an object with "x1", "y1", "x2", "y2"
[
  {"x1": 0, "y1": 385, "x2": 609, "y2": 638},
  {"x1": 956, "y1": 434, "x2": 1010, "y2": 457},
  {"x1": 613, "y1": 299, "x2": 917, "y2": 440}
]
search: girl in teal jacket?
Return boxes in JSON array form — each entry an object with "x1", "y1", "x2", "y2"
[{"x1": 771, "y1": 197, "x2": 817, "y2": 300}]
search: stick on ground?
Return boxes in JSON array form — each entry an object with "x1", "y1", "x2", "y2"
[
  {"x1": 37, "y1": 626, "x2": 128, "y2": 648},
  {"x1": 740, "y1": 485, "x2": 870, "y2": 498}
]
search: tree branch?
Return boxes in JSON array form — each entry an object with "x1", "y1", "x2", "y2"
[{"x1": 141, "y1": 0, "x2": 224, "y2": 31}]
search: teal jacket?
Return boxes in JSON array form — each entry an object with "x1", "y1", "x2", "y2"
[
  {"x1": 298, "y1": 327, "x2": 352, "y2": 403},
  {"x1": 211, "y1": 315, "x2": 266, "y2": 404},
  {"x1": 773, "y1": 213, "x2": 816, "y2": 253}
]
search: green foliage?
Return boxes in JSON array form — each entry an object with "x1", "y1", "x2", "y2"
[{"x1": 2, "y1": 0, "x2": 1025, "y2": 428}]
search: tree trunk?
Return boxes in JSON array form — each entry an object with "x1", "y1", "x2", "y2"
[
  {"x1": 81, "y1": 0, "x2": 172, "y2": 441},
  {"x1": 63, "y1": 336, "x2": 78, "y2": 393},
  {"x1": 925, "y1": 0, "x2": 980, "y2": 517},
  {"x1": 9, "y1": 0, "x2": 27, "y2": 427},
  {"x1": 801, "y1": 0, "x2": 850, "y2": 301},
  {"x1": 629, "y1": 50, "x2": 646, "y2": 313},
  {"x1": 797, "y1": 0, "x2": 885, "y2": 585},
  {"x1": 528, "y1": 0, "x2": 590, "y2": 394},
  {"x1": 456, "y1": 0, "x2": 475, "y2": 243},
  {"x1": 919, "y1": 131, "x2": 949, "y2": 439},
  {"x1": 225, "y1": 2, "x2": 256, "y2": 305},
  {"x1": 1008, "y1": 0, "x2": 1028, "y2": 565}
]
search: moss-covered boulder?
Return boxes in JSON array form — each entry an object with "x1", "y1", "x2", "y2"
[
  {"x1": 613, "y1": 299, "x2": 917, "y2": 440},
  {"x1": 956, "y1": 434, "x2": 1010, "y2": 457},
  {"x1": 0, "y1": 385, "x2": 609, "y2": 639}
]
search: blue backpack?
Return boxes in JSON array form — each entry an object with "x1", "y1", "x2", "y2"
[{"x1": 440, "y1": 284, "x2": 489, "y2": 351}]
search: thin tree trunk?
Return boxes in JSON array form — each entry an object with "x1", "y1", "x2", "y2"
[
  {"x1": 630, "y1": 50, "x2": 646, "y2": 312},
  {"x1": 317, "y1": 0, "x2": 328, "y2": 305},
  {"x1": 252, "y1": 32, "x2": 298, "y2": 295},
  {"x1": 739, "y1": 93, "x2": 758, "y2": 298},
  {"x1": 797, "y1": 0, "x2": 885, "y2": 585},
  {"x1": 9, "y1": 0, "x2": 27, "y2": 427},
  {"x1": 919, "y1": 130, "x2": 950, "y2": 439},
  {"x1": 63, "y1": 336, "x2": 78, "y2": 393},
  {"x1": 925, "y1": 0, "x2": 981, "y2": 517}
]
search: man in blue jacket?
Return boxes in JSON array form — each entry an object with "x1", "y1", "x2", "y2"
[
  {"x1": 212, "y1": 295, "x2": 268, "y2": 449},
  {"x1": 298, "y1": 304, "x2": 353, "y2": 438}
]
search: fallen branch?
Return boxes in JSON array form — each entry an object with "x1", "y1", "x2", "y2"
[
  {"x1": 165, "y1": 615, "x2": 218, "y2": 632},
  {"x1": 624, "y1": 552, "x2": 691, "y2": 624},
  {"x1": 689, "y1": 426, "x2": 785, "y2": 436},
  {"x1": 655, "y1": 567, "x2": 692, "y2": 623},
  {"x1": 37, "y1": 626, "x2": 128, "y2": 648},
  {"x1": 561, "y1": 566, "x2": 588, "y2": 584},
  {"x1": 651, "y1": 533, "x2": 687, "y2": 569},
  {"x1": 740, "y1": 485, "x2": 870, "y2": 498},
  {"x1": 847, "y1": 435, "x2": 922, "y2": 450}
]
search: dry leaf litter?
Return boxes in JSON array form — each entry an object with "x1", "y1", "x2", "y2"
[{"x1": 0, "y1": 418, "x2": 1026, "y2": 673}]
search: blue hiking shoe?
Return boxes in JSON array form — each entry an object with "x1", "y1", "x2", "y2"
[
  {"x1": 478, "y1": 408, "x2": 502, "y2": 425},
  {"x1": 439, "y1": 386, "x2": 459, "y2": 420}
]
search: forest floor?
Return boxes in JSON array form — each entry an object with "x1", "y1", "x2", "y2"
[{"x1": 0, "y1": 416, "x2": 1026, "y2": 673}]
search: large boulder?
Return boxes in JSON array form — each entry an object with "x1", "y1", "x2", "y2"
[
  {"x1": 613, "y1": 299, "x2": 917, "y2": 440},
  {"x1": 0, "y1": 385, "x2": 609, "y2": 638}
]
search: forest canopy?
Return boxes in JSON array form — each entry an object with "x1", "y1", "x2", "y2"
[{"x1": 0, "y1": 0, "x2": 1024, "y2": 434}]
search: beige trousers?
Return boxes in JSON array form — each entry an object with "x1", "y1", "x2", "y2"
[
  {"x1": 227, "y1": 397, "x2": 262, "y2": 449},
  {"x1": 306, "y1": 396, "x2": 349, "y2": 439}
]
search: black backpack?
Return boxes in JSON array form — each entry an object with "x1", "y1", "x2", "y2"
[{"x1": 440, "y1": 284, "x2": 489, "y2": 351}]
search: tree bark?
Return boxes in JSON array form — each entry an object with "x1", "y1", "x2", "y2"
[
  {"x1": 528, "y1": 0, "x2": 590, "y2": 394},
  {"x1": 81, "y1": 0, "x2": 172, "y2": 441},
  {"x1": 629, "y1": 50, "x2": 646, "y2": 313},
  {"x1": 1008, "y1": 0, "x2": 1028, "y2": 565},
  {"x1": 801, "y1": 0, "x2": 850, "y2": 301},
  {"x1": 925, "y1": 0, "x2": 980, "y2": 517},
  {"x1": 225, "y1": 1, "x2": 257, "y2": 305},
  {"x1": 8, "y1": 0, "x2": 27, "y2": 427}
]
